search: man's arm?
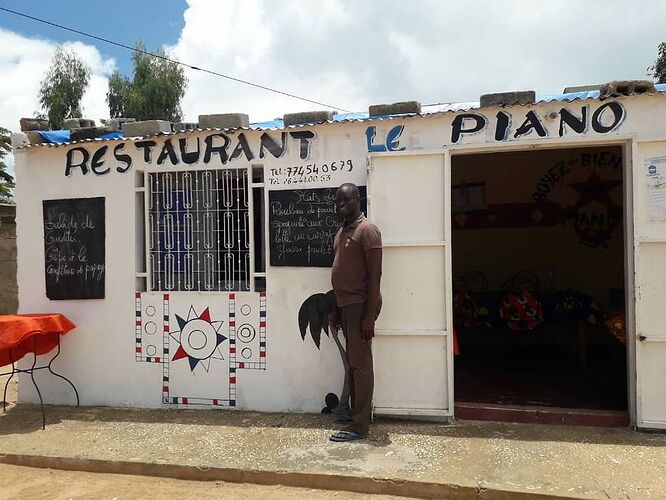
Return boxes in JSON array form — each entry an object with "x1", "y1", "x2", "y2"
[
  {"x1": 361, "y1": 225, "x2": 383, "y2": 340},
  {"x1": 362, "y1": 248, "x2": 382, "y2": 339}
]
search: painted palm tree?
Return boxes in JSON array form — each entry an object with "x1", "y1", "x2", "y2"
[{"x1": 298, "y1": 290, "x2": 350, "y2": 417}]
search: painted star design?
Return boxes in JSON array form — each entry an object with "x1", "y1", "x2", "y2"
[
  {"x1": 567, "y1": 171, "x2": 621, "y2": 210},
  {"x1": 170, "y1": 306, "x2": 227, "y2": 372}
]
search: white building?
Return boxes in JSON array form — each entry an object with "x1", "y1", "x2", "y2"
[{"x1": 12, "y1": 83, "x2": 666, "y2": 429}]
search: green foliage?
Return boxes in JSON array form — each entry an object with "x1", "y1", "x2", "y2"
[
  {"x1": 0, "y1": 127, "x2": 14, "y2": 203},
  {"x1": 649, "y1": 42, "x2": 666, "y2": 84},
  {"x1": 38, "y1": 47, "x2": 91, "y2": 129},
  {"x1": 107, "y1": 41, "x2": 187, "y2": 122}
]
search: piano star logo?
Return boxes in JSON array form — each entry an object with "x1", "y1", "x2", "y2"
[
  {"x1": 562, "y1": 170, "x2": 622, "y2": 248},
  {"x1": 170, "y1": 306, "x2": 227, "y2": 372}
]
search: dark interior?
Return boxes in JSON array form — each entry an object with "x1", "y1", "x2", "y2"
[{"x1": 452, "y1": 146, "x2": 627, "y2": 411}]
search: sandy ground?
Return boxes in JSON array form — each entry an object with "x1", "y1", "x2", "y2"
[
  {"x1": 0, "y1": 372, "x2": 17, "y2": 407},
  {"x1": 0, "y1": 463, "x2": 395, "y2": 500}
]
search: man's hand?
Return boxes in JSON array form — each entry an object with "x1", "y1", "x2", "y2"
[
  {"x1": 329, "y1": 307, "x2": 342, "y2": 332},
  {"x1": 361, "y1": 316, "x2": 375, "y2": 341}
]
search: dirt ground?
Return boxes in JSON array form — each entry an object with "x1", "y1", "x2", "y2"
[
  {"x1": 0, "y1": 372, "x2": 17, "y2": 407},
  {"x1": 0, "y1": 464, "x2": 396, "y2": 500}
]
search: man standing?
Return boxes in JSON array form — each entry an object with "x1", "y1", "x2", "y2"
[{"x1": 329, "y1": 183, "x2": 382, "y2": 442}]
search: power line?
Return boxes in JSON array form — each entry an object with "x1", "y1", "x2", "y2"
[{"x1": 0, "y1": 6, "x2": 352, "y2": 113}]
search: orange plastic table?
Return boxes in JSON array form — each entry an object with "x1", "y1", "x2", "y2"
[{"x1": 0, "y1": 313, "x2": 79, "y2": 429}]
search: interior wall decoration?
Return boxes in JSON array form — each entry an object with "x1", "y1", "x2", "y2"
[
  {"x1": 453, "y1": 202, "x2": 562, "y2": 230},
  {"x1": 452, "y1": 182, "x2": 487, "y2": 213},
  {"x1": 134, "y1": 291, "x2": 266, "y2": 406},
  {"x1": 561, "y1": 170, "x2": 622, "y2": 248}
]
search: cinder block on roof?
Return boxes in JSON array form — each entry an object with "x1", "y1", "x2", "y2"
[
  {"x1": 480, "y1": 91, "x2": 535, "y2": 107},
  {"x1": 283, "y1": 111, "x2": 334, "y2": 126},
  {"x1": 368, "y1": 101, "x2": 421, "y2": 117},
  {"x1": 24, "y1": 131, "x2": 46, "y2": 145},
  {"x1": 600, "y1": 80, "x2": 656, "y2": 99},
  {"x1": 198, "y1": 114, "x2": 249, "y2": 129},
  {"x1": 19, "y1": 118, "x2": 49, "y2": 132},
  {"x1": 11, "y1": 132, "x2": 29, "y2": 149},
  {"x1": 70, "y1": 127, "x2": 113, "y2": 142},
  {"x1": 173, "y1": 122, "x2": 198, "y2": 132},
  {"x1": 64, "y1": 118, "x2": 97, "y2": 129},
  {"x1": 121, "y1": 120, "x2": 172, "y2": 137},
  {"x1": 62, "y1": 118, "x2": 82, "y2": 130},
  {"x1": 563, "y1": 84, "x2": 602, "y2": 93},
  {"x1": 103, "y1": 118, "x2": 135, "y2": 132}
]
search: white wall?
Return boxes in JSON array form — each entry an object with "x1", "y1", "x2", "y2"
[{"x1": 13, "y1": 93, "x2": 666, "y2": 412}]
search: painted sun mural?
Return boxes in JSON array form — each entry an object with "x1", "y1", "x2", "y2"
[
  {"x1": 171, "y1": 306, "x2": 227, "y2": 372},
  {"x1": 134, "y1": 291, "x2": 267, "y2": 407}
]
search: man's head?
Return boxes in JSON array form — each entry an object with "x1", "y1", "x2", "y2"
[{"x1": 336, "y1": 183, "x2": 361, "y2": 221}]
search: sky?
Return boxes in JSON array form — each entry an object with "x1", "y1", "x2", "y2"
[{"x1": 0, "y1": 0, "x2": 665, "y2": 155}]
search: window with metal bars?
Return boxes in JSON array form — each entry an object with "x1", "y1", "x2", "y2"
[{"x1": 147, "y1": 169, "x2": 252, "y2": 292}]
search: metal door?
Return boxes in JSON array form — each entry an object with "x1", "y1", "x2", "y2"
[
  {"x1": 367, "y1": 150, "x2": 454, "y2": 417},
  {"x1": 633, "y1": 141, "x2": 666, "y2": 428}
]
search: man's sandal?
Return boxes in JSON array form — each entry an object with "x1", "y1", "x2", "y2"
[{"x1": 329, "y1": 430, "x2": 366, "y2": 442}]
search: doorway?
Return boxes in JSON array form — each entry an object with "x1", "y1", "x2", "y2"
[{"x1": 451, "y1": 145, "x2": 628, "y2": 424}]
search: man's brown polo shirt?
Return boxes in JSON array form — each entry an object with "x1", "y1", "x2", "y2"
[{"x1": 331, "y1": 214, "x2": 382, "y2": 308}]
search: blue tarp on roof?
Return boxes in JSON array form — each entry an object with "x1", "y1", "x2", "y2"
[{"x1": 37, "y1": 130, "x2": 123, "y2": 144}]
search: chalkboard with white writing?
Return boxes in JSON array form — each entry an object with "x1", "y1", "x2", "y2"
[
  {"x1": 43, "y1": 197, "x2": 105, "y2": 300},
  {"x1": 269, "y1": 187, "x2": 366, "y2": 267}
]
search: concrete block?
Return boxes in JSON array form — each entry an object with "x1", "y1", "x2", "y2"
[
  {"x1": 121, "y1": 120, "x2": 172, "y2": 137},
  {"x1": 480, "y1": 91, "x2": 535, "y2": 107},
  {"x1": 70, "y1": 127, "x2": 113, "y2": 142},
  {"x1": 600, "y1": 80, "x2": 656, "y2": 99},
  {"x1": 10, "y1": 132, "x2": 29, "y2": 149},
  {"x1": 0, "y1": 245, "x2": 17, "y2": 262},
  {"x1": 198, "y1": 113, "x2": 249, "y2": 129},
  {"x1": 62, "y1": 118, "x2": 82, "y2": 129},
  {"x1": 283, "y1": 111, "x2": 334, "y2": 126},
  {"x1": 24, "y1": 131, "x2": 46, "y2": 145},
  {"x1": 368, "y1": 101, "x2": 421, "y2": 117},
  {"x1": 103, "y1": 118, "x2": 136, "y2": 132},
  {"x1": 19, "y1": 117, "x2": 49, "y2": 131},
  {"x1": 0, "y1": 204, "x2": 16, "y2": 217},
  {"x1": 63, "y1": 118, "x2": 96, "y2": 129},
  {"x1": 0, "y1": 214, "x2": 16, "y2": 231},
  {"x1": 563, "y1": 84, "x2": 601, "y2": 93},
  {"x1": 173, "y1": 122, "x2": 198, "y2": 132}
]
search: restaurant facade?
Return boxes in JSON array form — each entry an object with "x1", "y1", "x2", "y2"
[{"x1": 12, "y1": 85, "x2": 666, "y2": 429}]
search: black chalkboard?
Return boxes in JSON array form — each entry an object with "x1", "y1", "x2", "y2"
[
  {"x1": 269, "y1": 187, "x2": 366, "y2": 267},
  {"x1": 43, "y1": 197, "x2": 105, "y2": 300}
]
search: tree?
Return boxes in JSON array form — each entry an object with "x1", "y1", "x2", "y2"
[
  {"x1": 38, "y1": 47, "x2": 90, "y2": 129},
  {"x1": 0, "y1": 127, "x2": 14, "y2": 203},
  {"x1": 649, "y1": 43, "x2": 666, "y2": 83},
  {"x1": 107, "y1": 41, "x2": 187, "y2": 122}
]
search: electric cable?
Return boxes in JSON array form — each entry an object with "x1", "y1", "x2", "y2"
[{"x1": 0, "y1": 6, "x2": 352, "y2": 113}]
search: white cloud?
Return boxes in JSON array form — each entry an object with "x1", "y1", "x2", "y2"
[
  {"x1": 0, "y1": 29, "x2": 115, "y2": 132},
  {"x1": 0, "y1": 0, "x2": 665, "y2": 136},
  {"x1": 0, "y1": 30, "x2": 115, "y2": 184},
  {"x1": 168, "y1": 0, "x2": 666, "y2": 123}
]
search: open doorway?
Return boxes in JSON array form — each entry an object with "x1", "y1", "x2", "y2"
[{"x1": 451, "y1": 145, "x2": 628, "y2": 422}]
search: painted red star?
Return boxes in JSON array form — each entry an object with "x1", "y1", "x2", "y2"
[
  {"x1": 567, "y1": 171, "x2": 621, "y2": 210},
  {"x1": 170, "y1": 306, "x2": 227, "y2": 372}
]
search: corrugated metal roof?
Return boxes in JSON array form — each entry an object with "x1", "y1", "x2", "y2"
[{"x1": 16, "y1": 84, "x2": 666, "y2": 150}]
